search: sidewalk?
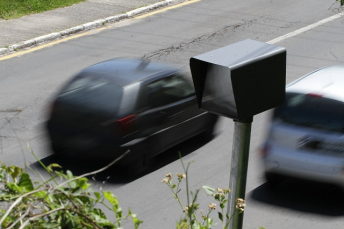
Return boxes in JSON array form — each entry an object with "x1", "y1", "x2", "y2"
[{"x1": 0, "y1": 0, "x2": 190, "y2": 55}]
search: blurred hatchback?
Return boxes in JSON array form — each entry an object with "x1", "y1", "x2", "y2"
[
  {"x1": 46, "y1": 58, "x2": 218, "y2": 163},
  {"x1": 262, "y1": 65, "x2": 344, "y2": 187}
]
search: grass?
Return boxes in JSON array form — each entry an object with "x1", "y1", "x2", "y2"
[{"x1": 0, "y1": 0, "x2": 86, "y2": 20}]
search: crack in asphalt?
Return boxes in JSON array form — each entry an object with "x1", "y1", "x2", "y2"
[
  {"x1": 280, "y1": 21, "x2": 300, "y2": 29},
  {"x1": 142, "y1": 18, "x2": 259, "y2": 60},
  {"x1": 0, "y1": 110, "x2": 24, "y2": 155}
]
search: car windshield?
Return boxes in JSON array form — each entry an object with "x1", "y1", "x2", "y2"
[{"x1": 274, "y1": 92, "x2": 344, "y2": 133}]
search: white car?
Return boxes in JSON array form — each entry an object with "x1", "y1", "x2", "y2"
[{"x1": 262, "y1": 65, "x2": 344, "y2": 187}]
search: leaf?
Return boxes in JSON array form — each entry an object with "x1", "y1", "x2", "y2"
[
  {"x1": 6, "y1": 182, "x2": 23, "y2": 193},
  {"x1": 176, "y1": 217, "x2": 189, "y2": 229},
  {"x1": 218, "y1": 212, "x2": 223, "y2": 221},
  {"x1": 220, "y1": 195, "x2": 225, "y2": 202},
  {"x1": 128, "y1": 208, "x2": 143, "y2": 229},
  {"x1": 46, "y1": 163, "x2": 62, "y2": 173},
  {"x1": 1, "y1": 212, "x2": 16, "y2": 228},
  {"x1": 18, "y1": 173, "x2": 34, "y2": 192},
  {"x1": 66, "y1": 170, "x2": 73, "y2": 179},
  {"x1": 103, "y1": 191, "x2": 119, "y2": 212},
  {"x1": 206, "y1": 217, "x2": 213, "y2": 228},
  {"x1": 79, "y1": 177, "x2": 90, "y2": 190},
  {"x1": 71, "y1": 177, "x2": 90, "y2": 194},
  {"x1": 40, "y1": 222, "x2": 60, "y2": 228},
  {"x1": 54, "y1": 170, "x2": 67, "y2": 180},
  {"x1": 68, "y1": 181, "x2": 77, "y2": 189},
  {"x1": 226, "y1": 221, "x2": 231, "y2": 228},
  {"x1": 220, "y1": 203, "x2": 225, "y2": 209},
  {"x1": 94, "y1": 192, "x2": 101, "y2": 201},
  {"x1": 116, "y1": 206, "x2": 123, "y2": 218},
  {"x1": 92, "y1": 209, "x2": 115, "y2": 227},
  {"x1": 6, "y1": 165, "x2": 22, "y2": 181},
  {"x1": 191, "y1": 189, "x2": 200, "y2": 206},
  {"x1": 172, "y1": 184, "x2": 176, "y2": 189},
  {"x1": 202, "y1": 185, "x2": 216, "y2": 196},
  {"x1": 73, "y1": 198, "x2": 86, "y2": 205}
]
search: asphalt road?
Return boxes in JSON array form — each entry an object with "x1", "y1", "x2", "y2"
[{"x1": 1, "y1": 0, "x2": 344, "y2": 228}]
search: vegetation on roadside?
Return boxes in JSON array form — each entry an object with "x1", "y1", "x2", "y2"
[
  {"x1": 0, "y1": 148, "x2": 268, "y2": 228},
  {"x1": 0, "y1": 0, "x2": 86, "y2": 20},
  {"x1": 0, "y1": 149, "x2": 142, "y2": 229},
  {"x1": 161, "y1": 153, "x2": 245, "y2": 229}
]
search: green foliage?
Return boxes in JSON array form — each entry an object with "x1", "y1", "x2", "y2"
[
  {"x1": 161, "y1": 152, "x2": 244, "y2": 229},
  {"x1": 0, "y1": 160, "x2": 142, "y2": 229},
  {"x1": 0, "y1": 0, "x2": 86, "y2": 20},
  {"x1": 337, "y1": 0, "x2": 344, "y2": 6},
  {"x1": 0, "y1": 148, "x2": 262, "y2": 229}
]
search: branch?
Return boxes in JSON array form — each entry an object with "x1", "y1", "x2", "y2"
[
  {"x1": 63, "y1": 208, "x2": 103, "y2": 229},
  {"x1": 18, "y1": 207, "x2": 64, "y2": 229},
  {"x1": 19, "y1": 207, "x2": 103, "y2": 229},
  {"x1": 0, "y1": 188, "x2": 47, "y2": 226},
  {"x1": 52, "y1": 189, "x2": 80, "y2": 210},
  {"x1": 51, "y1": 150, "x2": 130, "y2": 193},
  {"x1": 0, "y1": 109, "x2": 23, "y2": 113},
  {"x1": 6, "y1": 207, "x2": 31, "y2": 229},
  {"x1": 1, "y1": 150, "x2": 130, "y2": 228},
  {"x1": 29, "y1": 146, "x2": 58, "y2": 185}
]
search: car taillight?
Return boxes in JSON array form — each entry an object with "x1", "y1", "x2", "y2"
[
  {"x1": 117, "y1": 114, "x2": 136, "y2": 136},
  {"x1": 259, "y1": 144, "x2": 270, "y2": 158},
  {"x1": 307, "y1": 93, "x2": 323, "y2": 98}
]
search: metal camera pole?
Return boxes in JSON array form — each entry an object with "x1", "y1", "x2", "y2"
[
  {"x1": 189, "y1": 39, "x2": 286, "y2": 229},
  {"x1": 227, "y1": 117, "x2": 253, "y2": 229}
]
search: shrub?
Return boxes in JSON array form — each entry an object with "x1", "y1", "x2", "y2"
[
  {"x1": 161, "y1": 153, "x2": 245, "y2": 229},
  {"x1": 0, "y1": 150, "x2": 142, "y2": 229}
]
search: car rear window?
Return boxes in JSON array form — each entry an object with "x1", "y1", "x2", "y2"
[
  {"x1": 274, "y1": 93, "x2": 344, "y2": 133},
  {"x1": 59, "y1": 76, "x2": 122, "y2": 114}
]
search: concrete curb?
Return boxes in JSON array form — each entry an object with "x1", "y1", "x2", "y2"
[{"x1": 0, "y1": 0, "x2": 191, "y2": 56}]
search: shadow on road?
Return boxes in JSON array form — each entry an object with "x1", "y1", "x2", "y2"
[
  {"x1": 250, "y1": 178, "x2": 344, "y2": 216},
  {"x1": 31, "y1": 133, "x2": 217, "y2": 185}
]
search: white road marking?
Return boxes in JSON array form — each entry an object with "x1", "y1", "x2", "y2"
[{"x1": 268, "y1": 12, "x2": 344, "y2": 44}]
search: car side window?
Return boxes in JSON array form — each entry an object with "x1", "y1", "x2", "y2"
[{"x1": 147, "y1": 75, "x2": 195, "y2": 109}]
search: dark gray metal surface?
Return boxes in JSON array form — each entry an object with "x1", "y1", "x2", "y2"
[
  {"x1": 227, "y1": 121, "x2": 252, "y2": 229},
  {"x1": 190, "y1": 39, "x2": 286, "y2": 121}
]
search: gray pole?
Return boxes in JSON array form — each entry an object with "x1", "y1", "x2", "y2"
[{"x1": 227, "y1": 119, "x2": 252, "y2": 229}]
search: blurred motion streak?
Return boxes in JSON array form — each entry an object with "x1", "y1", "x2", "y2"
[
  {"x1": 46, "y1": 58, "x2": 218, "y2": 165},
  {"x1": 262, "y1": 65, "x2": 344, "y2": 188}
]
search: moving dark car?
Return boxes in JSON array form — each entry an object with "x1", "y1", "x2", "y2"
[{"x1": 46, "y1": 58, "x2": 218, "y2": 163}]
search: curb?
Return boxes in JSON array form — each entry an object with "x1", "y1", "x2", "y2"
[{"x1": 0, "y1": 0, "x2": 191, "y2": 56}]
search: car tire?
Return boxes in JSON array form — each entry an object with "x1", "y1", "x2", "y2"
[
  {"x1": 50, "y1": 140, "x2": 67, "y2": 154},
  {"x1": 198, "y1": 114, "x2": 219, "y2": 140},
  {"x1": 197, "y1": 125, "x2": 215, "y2": 141}
]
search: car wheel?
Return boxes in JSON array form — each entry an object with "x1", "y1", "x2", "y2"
[
  {"x1": 197, "y1": 125, "x2": 215, "y2": 141},
  {"x1": 50, "y1": 140, "x2": 67, "y2": 154}
]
